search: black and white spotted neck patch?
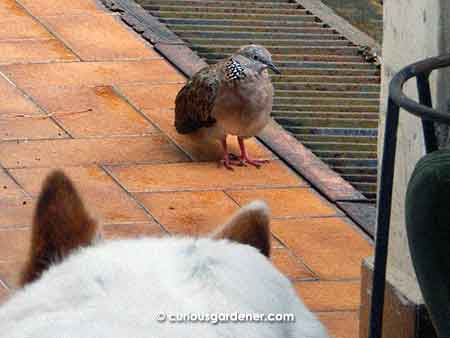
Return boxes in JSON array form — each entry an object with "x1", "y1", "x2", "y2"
[{"x1": 224, "y1": 59, "x2": 247, "y2": 82}]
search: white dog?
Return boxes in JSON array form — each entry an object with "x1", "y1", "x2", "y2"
[{"x1": 0, "y1": 171, "x2": 329, "y2": 338}]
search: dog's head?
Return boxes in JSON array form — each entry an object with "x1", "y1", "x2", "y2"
[
  {"x1": 0, "y1": 171, "x2": 328, "y2": 338},
  {"x1": 20, "y1": 170, "x2": 271, "y2": 287}
]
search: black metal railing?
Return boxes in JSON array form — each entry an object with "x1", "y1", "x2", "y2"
[{"x1": 369, "y1": 53, "x2": 450, "y2": 338}]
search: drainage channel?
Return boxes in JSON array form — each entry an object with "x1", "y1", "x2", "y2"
[{"x1": 135, "y1": 0, "x2": 381, "y2": 202}]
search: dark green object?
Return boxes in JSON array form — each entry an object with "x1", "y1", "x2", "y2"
[{"x1": 406, "y1": 149, "x2": 450, "y2": 338}]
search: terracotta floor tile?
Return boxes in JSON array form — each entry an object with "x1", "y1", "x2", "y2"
[
  {"x1": 109, "y1": 161, "x2": 304, "y2": 193},
  {"x1": 118, "y1": 83, "x2": 184, "y2": 111},
  {"x1": 102, "y1": 222, "x2": 165, "y2": 240},
  {"x1": 0, "y1": 260, "x2": 23, "y2": 289},
  {"x1": 10, "y1": 166, "x2": 151, "y2": 225},
  {"x1": 0, "y1": 39, "x2": 77, "y2": 64},
  {"x1": 1, "y1": 60, "x2": 184, "y2": 88},
  {"x1": 0, "y1": 135, "x2": 188, "y2": 168},
  {"x1": 0, "y1": 16, "x2": 52, "y2": 41},
  {"x1": 0, "y1": 198, "x2": 34, "y2": 228},
  {"x1": 295, "y1": 280, "x2": 361, "y2": 312},
  {"x1": 143, "y1": 108, "x2": 273, "y2": 162},
  {"x1": 26, "y1": 86, "x2": 157, "y2": 137},
  {"x1": 20, "y1": 0, "x2": 104, "y2": 16},
  {"x1": 317, "y1": 311, "x2": 359, "y2": 338},
  {"x1": 0, "y1": 0, "x2": 28, "y2": 18},
  {"x1": 228, "y1": 188, "x2": 342, "y2": 219},
  {"x1": 0, "y1": 76, "x2": 39, "y2": 115},
  {"x1": 135, "y1": 191, "x2": 239, "y2": 235},
  {"x1": 0, "y1": 115, "x2": 67, "y2": 141},
  {"x1": 272, "y1": 218, "x2": 371, "y2": 279},
  {"x1": 271, "y1": 247, "x2": 314, "y2": 280},
  {"x1": 0, "y1": 227, "x2": 30, "y2": 262},
  {"x1": 43, "y1": 14, "x2": 159, "y2": 61},
  {"x1": 0, "y1": 170, "x2": 26, "y2": 199}
]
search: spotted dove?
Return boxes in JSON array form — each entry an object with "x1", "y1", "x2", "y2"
[{"x1": 174, "y1": 44, "x2": 280, "y2": 169}]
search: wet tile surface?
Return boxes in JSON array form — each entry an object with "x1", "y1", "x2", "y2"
[
  {"x1": 317, "y1": 311, "x2": 359, "y2": 338},
  {"x1": 0, "y1": 39, "x2": 77, "y2": 64},
  {"x1": 228, "y1": 188, "x2": 340, "y2": 219},
  {"x1": 10, "y1": 166, "x2": 151, "y2": 224},
  {"x1": 135, "y1": 191, "x2": 239, "y2": 235},
  {"x1": 0, "y1": 60, "x2": 184, "y2": 88},
  {"x1": 295, "y1": 280, "x2": 361, "y2": 312},
  {"x1": 0, "y1": 135, "x2": 188, "y2": 168},
  {"x1": 109, "y1": 161, "x2": 304, "y2": 192},
  {"x1": 42, "y1": 14, "x2": 159, "y2": 61},
  {"x1": 26, "y1": 86, "x2": 157, "y2": 137},
  {"x1": 272, "y1": 218, "x2": 372, "y2": 279}
]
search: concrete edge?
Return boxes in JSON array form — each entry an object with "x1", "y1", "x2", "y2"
[
  {"x1": 296, "y1": 0, "x2": 381, "y2": 55},
  {"x1": 101, "y1": 0, "x2": 374, "y2": 235}
]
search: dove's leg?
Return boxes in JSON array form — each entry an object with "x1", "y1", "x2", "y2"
[
  {"x1": 219, "y1": 138, "x2": 244, "y2": 170},
  {"x1": 238, "y1": 136, "x2": 269, "y2": 168}
]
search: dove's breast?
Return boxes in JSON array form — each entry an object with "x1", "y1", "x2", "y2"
[{"x1": 212, "y1": 71, "x2": 273, "y2": 138}]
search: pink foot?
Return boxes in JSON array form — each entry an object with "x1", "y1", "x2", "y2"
[
  {"x1": 218, "y1": 139, "x2": 244, "y2": 170},
  {"x1": 241, "y1": 157, "x2": 270, "y2": 168},
  {"x1": 237, "y1": 136, "x2": 270, "y2": 169}
]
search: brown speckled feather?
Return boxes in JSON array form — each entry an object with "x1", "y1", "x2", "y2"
[{"x1": 174, "y1": 63, "x2": 221, "y2": 134}]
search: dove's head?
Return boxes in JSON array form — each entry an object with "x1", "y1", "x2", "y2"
[{"x1": 237, "y1": 44, "x2": 281, "y2": 75}]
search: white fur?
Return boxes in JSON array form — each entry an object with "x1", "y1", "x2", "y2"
[{"x1": 0, "y1": 237, "x2": 329, "y2": 338}]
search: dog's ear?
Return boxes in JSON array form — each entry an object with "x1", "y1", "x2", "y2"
[
  {"x1": 21, "y1": 170, "x2": 97, "y2": 286},
  {"x1": 212, "y1": 201, "x2": 271, "y2": 257}
]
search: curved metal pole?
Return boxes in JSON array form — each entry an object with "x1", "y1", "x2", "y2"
[{"x1": 369, "y1": 97, "x2": 399, "y2": 338}]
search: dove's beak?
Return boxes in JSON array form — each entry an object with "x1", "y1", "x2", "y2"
[{"x1": 267, "y1": 63, "x2": 281, "y2": 75}]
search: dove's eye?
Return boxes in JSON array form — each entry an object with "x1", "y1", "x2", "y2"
[{"x1": 253, "y1": 55, "x2": 258, "y2": 60}]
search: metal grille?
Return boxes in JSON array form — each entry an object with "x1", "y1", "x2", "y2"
[{"x1": 136, "y1": 0, "x2": 380, "y2": 201}]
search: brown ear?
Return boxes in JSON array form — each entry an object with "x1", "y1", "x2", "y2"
[
  {"x1": 212, "y1": 201, "x2": 271, "y2": 257},
  {"x1": 21, "y1": 170, "x2": 97, "y2": 286}
]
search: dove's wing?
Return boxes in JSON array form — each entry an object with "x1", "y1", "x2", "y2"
[{"x1": 174, "y1": 64, "x2": 221, "y2": 134}]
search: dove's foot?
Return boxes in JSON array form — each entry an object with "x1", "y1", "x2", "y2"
[
  {"x1": 237, "y1": 136, "x2": 269, "y2": 169},
  {"x1": 240, "y1": 157, "x2": 270, "y2": 168}
]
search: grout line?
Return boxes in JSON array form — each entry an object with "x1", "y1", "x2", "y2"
[
  {"x1": 15, "y1": 0, "x2": 83, "y2": 62},
  {"x1": 112, "y1": 85, "x2": 196, "y2": 162},
  {"x1": 0, "y1": 72, "x2": 74, "y2": 139},
  {"x1": 100, "y1": 164, "x2": 170, "y2": 235}
]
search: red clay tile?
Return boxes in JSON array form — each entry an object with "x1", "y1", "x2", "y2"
[
  {"x1": 0, "y1": 0, "x2": 28, "y2": 17},
  {"x1": 0, "y1": 39, "x2": 77, "y2": 64},
  {"x1": 0, "y1": 170, "x2": 26, "y2": 199},
  {"x1": 228, "y1": 188, "x2": 342, "y2": 219},
  {"x1": 102, "y1": 222, "x2": 165, "y2": 239},
  {"x1": 0, "y1": 198, "x2": 34, "y2": 228},
  {"x1": 43, "y1": 14, "x2": 159, "y2": 61},
  {"x1": 1, "y1": 60, "x2": 184, "y2": 88},
  {"x1": 143, "y1": 108, "x2": 273, "y2": 162},
  {"x1": 118, "y1": 83, "x2": 183, "y2": 111},
  {"x1": 10, "y1": 166, "x2": 151, "y2": 225},
  {"x1": 0, "y1": 16, "x2": 53, "y2": 41},
  {"x1": 0, "y1": 115, "x2": 67, "y2": 141},
  {"x1": 0, "y1": 77, "x2": 39, "y2": 115},
  {"x1": 295, "y1": 280, "x2": 361, "y2": 312},
  {"x1": 271, "y1": 248, "x2": 314, "y2": 280},
  {"x1": 0, "y1": 227, "x2": 30, "y2": 261},
  {"x1": 109, "y1": 161, "x2": 304, "y2": 193},
  {"x1": 317, "y1": 311, "x2": 359, "y2": 338},
  {"x1": 0, "y1": 260, "x2": 23, "y2": 289},
  {"x1": 135, "y1": 191, "x2": 239, "y2": 235},
  {"x1": 26, "y1": 86, "x2": 157, "y2": 137},
  {"x1": 20, "y1": 0, "x2": 103, "y2": 16},
  {"x1": 0, "y1": 135, "x2": 188, "y2": 168},
  {"x1": 272, "y1": 218, "x2": 371, "y2": 279}
]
